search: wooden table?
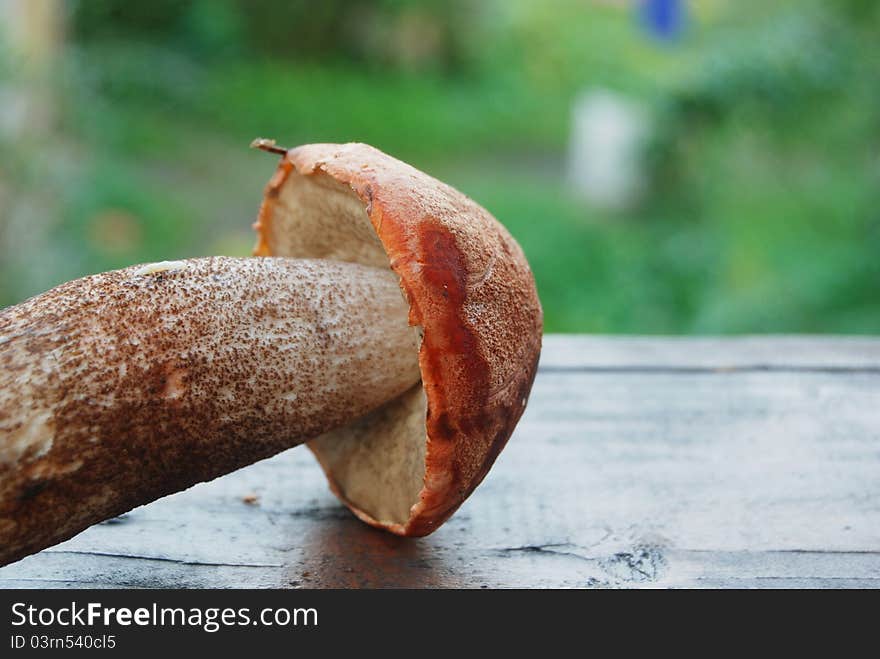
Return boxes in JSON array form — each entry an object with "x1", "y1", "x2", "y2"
[{"x1": 2, "y1": 336, "x2": 878, "y2": 589}]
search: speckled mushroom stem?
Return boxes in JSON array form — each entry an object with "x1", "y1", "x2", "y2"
[{"x1": 0, "y1": 256, "x2": 420, "y2": 565}]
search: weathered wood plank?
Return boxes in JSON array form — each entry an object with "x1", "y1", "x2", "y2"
[
  {"x1": 1, "y1": 335, "x2": 879, "y2": 588},
  {"x1": 540, "y1": 335, "x2": 880, "y2": 370}
]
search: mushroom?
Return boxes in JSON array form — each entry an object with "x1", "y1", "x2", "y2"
[{"x1": 0, "y1": 142, "x2": 542, "y2": 566}]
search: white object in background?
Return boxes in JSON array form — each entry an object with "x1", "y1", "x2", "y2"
[
  {"x1": 566, "y1": 89, "x2": 649, "y2": 210},
  {"x1": 0, "y1": 0, "x2": 62, "y2": 137}
]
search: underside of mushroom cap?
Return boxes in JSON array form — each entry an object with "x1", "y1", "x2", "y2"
[{"x1": 254, "y1": 143, "x2": 542, "y2": 536}]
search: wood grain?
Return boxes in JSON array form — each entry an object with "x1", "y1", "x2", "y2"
[{"x1": 1, "y1": 335, "x2": 878, "y2": 589}]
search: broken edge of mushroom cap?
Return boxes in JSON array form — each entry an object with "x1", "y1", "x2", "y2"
[{"x1": 253, "y1": 142, "x2": 543, "y2": 536}]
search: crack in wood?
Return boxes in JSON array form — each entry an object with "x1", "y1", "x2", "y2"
[
  {"x1": 496, "y1": 543, "x2": 595, "y2": 562},
  {"x1": 694, "y1": 575, "x2": 880, "y2": 581},
  {"x1": 42, "y1": 549, "x2": 282, "y2": 568},
  {"x1": 496, "y1": 541, "x2": 667, "y2": 586},
  {"x1": 683, "y1": 548, "x2": 880, "y2": 556},
  {"x1": 0, "y1": 577, "x2": 110, "y2": 585}
]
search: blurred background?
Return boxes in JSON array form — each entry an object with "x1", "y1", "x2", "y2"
[{"x1": 0, "y1": 0, "x2": 877, "y2": 333}]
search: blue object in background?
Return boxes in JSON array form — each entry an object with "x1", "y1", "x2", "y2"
[{"x1": 640, "y1": 0, "x2": 686, "y2": 41}]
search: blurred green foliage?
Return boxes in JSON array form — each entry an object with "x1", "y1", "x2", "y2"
[{"x1": 2, "y1": 0, "x2": 878, "y2": 334}]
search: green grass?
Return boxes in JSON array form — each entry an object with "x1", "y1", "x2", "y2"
[{"x1": 3, "y1": 0, "x2": 877, "y2": 335}]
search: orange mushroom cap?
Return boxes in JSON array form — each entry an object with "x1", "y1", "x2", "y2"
[{"x1": 254, "y1": 143, "x2": 543, "y2": 536}]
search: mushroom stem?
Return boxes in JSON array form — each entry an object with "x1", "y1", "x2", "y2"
[{"x1": 0, "y1": 256, "x2": 420, "y2": 565}]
